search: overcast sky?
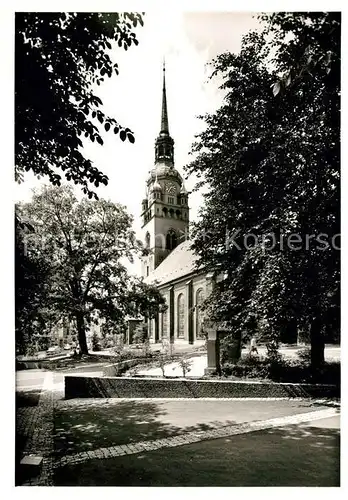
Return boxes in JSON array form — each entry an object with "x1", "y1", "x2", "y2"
[{"x1": 15, "y1": 11, "x2": 261, "y2": 274}]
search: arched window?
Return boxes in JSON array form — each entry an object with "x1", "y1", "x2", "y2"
[
  {"x1": 161, "y1": 309, "x2": 168, "y2": 338},
  {"x1": 177, "y1": 293, "x2": 185, "y2": 338},
  {"x1": 166, "y1": 229, "x2": 177, "y2": 250},
  {"x1": 145, "y1": 232, "x2": 150, "y2": 248},
  {"x1": 195, "y1": 289, "x2": 205, "y2": 339}
]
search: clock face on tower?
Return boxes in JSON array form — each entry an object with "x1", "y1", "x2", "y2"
[{"x1": 165, "y1": 182, "x2": 176, "y2": 195}]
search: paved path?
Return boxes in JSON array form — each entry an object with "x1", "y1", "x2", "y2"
[{"x1": 17, "y1": 371, "x2": 56, "y2": 485}]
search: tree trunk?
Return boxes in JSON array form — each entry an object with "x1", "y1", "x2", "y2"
[
  {"x1": 76, "y1": 312, "x2": 88, "y2": 354},
  {"x1": 310, "y1": 316, "x2": 325, "y2": 370}
]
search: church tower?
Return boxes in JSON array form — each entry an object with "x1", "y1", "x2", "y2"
[{"x1": 141, "y1": 62, "x2": 190, "y2": 278}]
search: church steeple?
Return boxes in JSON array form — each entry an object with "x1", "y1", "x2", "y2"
[
  {"x1": 160, "y1": 61, "x2": 169, "y2": 135},
  {"x1": 155, "y1": 60, "x2": 174, "y2": 165},
  {"x1": 141, "y1": 61, "x2": 190, "y2": 275}
]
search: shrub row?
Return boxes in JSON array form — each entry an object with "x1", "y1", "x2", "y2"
[{"x1": 222, "y1": 356, "x2": 340, "y2": 386}]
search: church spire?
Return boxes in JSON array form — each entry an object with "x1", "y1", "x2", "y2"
[
  {"x1": 160, "y1": 60, "x2": 169, "y2": 135},
  {"x1": 155, "y1": 59, "x2": 174, "y2": 165}
]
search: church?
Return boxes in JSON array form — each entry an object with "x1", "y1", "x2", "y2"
[{"x1": 142, "y1": 64, "x2": 215, "y2": 344}]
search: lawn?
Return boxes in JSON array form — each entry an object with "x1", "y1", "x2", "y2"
[
  {"x1": 53, "y1": 399, "x2": 332, "y2": 458},
  {"x1": 54, "y1": 423, "x2": 340, "y2": 486},
  {"x1": 53, "y1": 399, "x2": 219, "y2": 458}
]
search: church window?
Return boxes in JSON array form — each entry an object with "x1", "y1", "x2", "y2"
[
  {"x1": 145, "y1": 232, "x2": 150, "y2": 248},
  {"x1": 177, "y1": 293, "x2": 185, "y2": 338},
  {"x1": 195, "y1": 289, "x2": 205, "y2": 339},
  {"x1": 168, "y1": 197, "x2": 174, "y2": 204},
  {"x1": 146, "y1": 266, "x2": 149, "y2": 277},
  {"x1": 162, "y1": 309, "x2": 168, "y2": 338},
  {"x1": 166, "y1": 229, "x2": 177, "y2": 250}
]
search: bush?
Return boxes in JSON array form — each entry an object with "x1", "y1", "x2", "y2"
[
  {"x1": 220, "y1": 333, "x2": 242, "y2": 363},
  {"x1": 222, "y1": 358, "x2": 270, "y2": 380},
  {"x1": 297, "y1": 347, "x2": 312, "y2": 364},
  {"x1": 178, "y1": 358, "x2": 193, "y2": 377},
  {"x1": 222, "y1": 356, "x2": 340, "y2": 385}
]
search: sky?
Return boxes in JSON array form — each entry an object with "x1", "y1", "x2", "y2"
[{"x1": 14, "y1": 11, "x2": 261, "y2": 274}]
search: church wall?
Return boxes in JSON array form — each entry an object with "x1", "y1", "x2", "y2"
[
  {"x1": 154, "y1": 271, "x2": 207, "y2": 343},
  {"x1": 159, "y1": 290, "x2": 169, "y2": 339},
  {"x1": 173, "y1": 282, "x2": 187, "y2": 340}
]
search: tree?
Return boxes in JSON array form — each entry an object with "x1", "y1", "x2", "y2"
[
  {"x1": 178, "y1": 358, "x2": 193, "y2": 378},
  {"x1": 15, "y1": 12, "x2": 143, "y2": 198},
  {"x1": 186, "y1": 13, "x2": 340, "y2": 371},
  {"x1": 19, "y1": 185, "x2": 166, "y2": 354},
  {"x1": 15, "y1": 210, "x2": 56, "y2": 354}
]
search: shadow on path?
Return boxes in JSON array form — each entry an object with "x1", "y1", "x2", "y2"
[{"x1": 53, "y1": 399, "x2": 237, "y2": 458}]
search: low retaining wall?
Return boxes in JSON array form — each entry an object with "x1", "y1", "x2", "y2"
[{"x1": 64, "y1": 375, "x2": 339, "y2": 400}]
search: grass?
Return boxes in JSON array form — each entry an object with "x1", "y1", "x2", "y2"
[
  {"x1": 53, "y1": 398, "x2": 339, "y2": 462},
  {"x1": 53, "y1": 400, "x2": 224, "y2": 458},
  {"x1": 54, "y1": 423, "x2": 340, "y2": 486}
]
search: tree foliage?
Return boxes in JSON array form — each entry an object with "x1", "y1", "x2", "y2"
[
  {"x1": 18, "y1": 185, "x2": 166, "y2": 354},
  {"x1": 15, "y1": 211, "x2": 57, "y2": 354},
  {"x1": 186, "y1": 12, "x2": 340, "y2": 369},
  {"x1": 15, "y1": 12, "x2": 143, "y2": 197}
]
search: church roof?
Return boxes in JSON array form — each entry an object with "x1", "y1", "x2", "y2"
[{"x1": 144, "y1": 240, "x2": 203, "y2": 287}]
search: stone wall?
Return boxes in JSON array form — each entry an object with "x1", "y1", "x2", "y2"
[{"x1": 65, "y1": 375, "x2": 339, "y2": 400}]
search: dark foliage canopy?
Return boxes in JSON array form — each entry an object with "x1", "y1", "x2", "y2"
[
  {"x1": 15, "y1": 12, "x2": 143, "y2": 198},
  {"x1": 186, "y1": 12, "x2": 340, "y2": 365}
]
